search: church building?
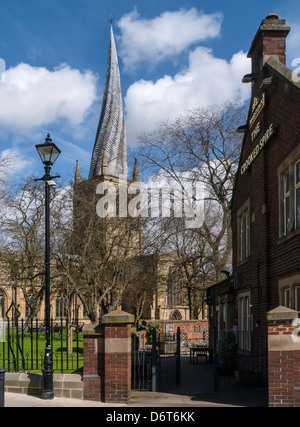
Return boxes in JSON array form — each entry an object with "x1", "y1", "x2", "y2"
[
  {"x1": 0, "y1": 24, "x2": 208, "y2": 344},
  {"x1": 73, "y1": 24, "x2": 206, "y2": 330}
]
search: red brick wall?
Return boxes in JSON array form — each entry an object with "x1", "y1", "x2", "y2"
[
  {"x1": 104, "y1": 324, "x2": 131, "y2": 404},
  {"x1": 83, "y1": 332, "x2": 104, "y2": 401},
  {"x1": 83, "y1": 322, "x2": 132, "y2": 404},
  {"x1": 268, "y1": 321, "x2": 300, "y2": 407},
  {"x1": 146, "y1": 320, "x2": 208, "y2": 341}
]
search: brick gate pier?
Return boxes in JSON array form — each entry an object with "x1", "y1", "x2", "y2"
[{"x1": 83, "y1": 310, "x2": 134, "y2": 404}]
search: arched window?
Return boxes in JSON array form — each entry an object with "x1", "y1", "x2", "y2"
[
  {"x1": 170, "y1": 310, "x2": 183, "y2": 321},
  {"x1": 167, "y1": 268, "x2": 183, "y2": 307},
  {"x1": 56, "y1": 296, "x2": 68, "y2": 318}
]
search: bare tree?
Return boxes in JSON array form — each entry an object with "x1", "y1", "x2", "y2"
[
  {"x1": 0, "y1": 151, "x2": 14, "y2": 201},
  {"x1": 0, "y1": 173, "x2": 156, "y2": 325},
  {"x1": 0, "y1": 178, "x2": 58, "y2": 320},
  {"x1": 53, "y1": 180, "x2": 154, "y2": 324},
  {"x1": 136, "y1": 102, "x2": 247, "y2": 315}
]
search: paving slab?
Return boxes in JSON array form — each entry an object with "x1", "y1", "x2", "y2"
[{"x1": 4, "y1": 393, "x2": 126, "y2": 407}]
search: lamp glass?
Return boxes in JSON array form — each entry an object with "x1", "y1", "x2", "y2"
[
  {"x1": 36, "y1": 143, "x2": 61, "y2": 166},
  {"x1": 236, "y1": 125, "x2": 247, "y2": 134}
]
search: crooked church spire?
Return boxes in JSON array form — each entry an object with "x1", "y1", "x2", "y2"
[{"x1": 89, "y1": 25, "x2": 127, "y2": 179}]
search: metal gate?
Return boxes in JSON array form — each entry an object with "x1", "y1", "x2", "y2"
[
  {"x1": 157, "y1": 328, "x2": 181, "y2": 391},
  {"x1": 131, "y1": 327, "x2": 181, "y2": 391},
  {"x1": 131, "y1": 331, "x2": 154, "y2": 391}
]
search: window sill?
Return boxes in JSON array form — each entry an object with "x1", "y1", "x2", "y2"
[
  {"x1": 236, "y1": 257, "x2": 250, "y2": 268},
  {"x1": 278, "y1": 227, "x2": 300, "y2": 245}
]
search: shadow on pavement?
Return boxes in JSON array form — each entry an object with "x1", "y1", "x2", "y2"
[{"x1": 132, "y1": 355, "x2": 268, "y2": 407}]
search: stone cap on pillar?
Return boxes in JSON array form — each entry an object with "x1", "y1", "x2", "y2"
[
  {"x1": 102, "y1": 309, "x2": 135, "y2": 325},
  {"x1": 267, "y1": 305, "x2": 299, "y2": 322},
  {"x1": 83, "y1": 322, "x2": 104, "y2": 336}
]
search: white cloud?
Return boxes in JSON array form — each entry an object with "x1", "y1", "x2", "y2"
[
  {"x1": 0, "y1": 63, "x2": 98, "y2": 131},
  {"x1": 125, "y1": 47, "x2": 251, "y2": 143},
  {"x1": 118, "y1": 8, "x2": 223, "y2": 71},
  {"x1": 0, "y1": 148, "x2": 34, "y2": 176},
  {"x1": 286, "y1": 20, "x2": 300, "y2": 66}
]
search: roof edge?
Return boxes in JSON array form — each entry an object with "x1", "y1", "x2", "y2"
[{"x1": 265, "y1": 56, "x2": 300, "y2": 91}]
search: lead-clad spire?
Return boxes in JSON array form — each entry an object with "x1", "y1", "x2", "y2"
[{"x1": 89, "y1": 25, "x2": 127, "y2": 179}]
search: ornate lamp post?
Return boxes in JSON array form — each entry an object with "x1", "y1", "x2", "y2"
[{"x1": 35, "y1": 133, "x2": 61, "y2": 400}]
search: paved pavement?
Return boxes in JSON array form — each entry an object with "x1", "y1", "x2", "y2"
[
  {"x1": 3, "y1": 357, "x2": 268, "y2": 408},
  {"x1": 4, "y1": 393, "x2": 125, "y2": 407}
]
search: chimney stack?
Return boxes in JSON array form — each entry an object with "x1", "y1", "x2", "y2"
[{"x1": 246, "y1": 14, "x2": 290, "y2": 95}]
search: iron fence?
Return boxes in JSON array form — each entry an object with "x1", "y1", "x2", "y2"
[{"x1": 0, "y1": 316, "x2": 84, "y2": 374}]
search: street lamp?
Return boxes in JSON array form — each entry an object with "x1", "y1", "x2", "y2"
[{"x1": 35, "y1": 133, "x2": 61, "y2": 400}]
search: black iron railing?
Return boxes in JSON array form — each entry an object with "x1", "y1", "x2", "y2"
[{"x1": 0, "y1": 316, "x2": 84, "y2": 373}]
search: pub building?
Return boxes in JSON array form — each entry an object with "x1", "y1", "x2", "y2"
[{"x1": 207, "y1": 14, "x2": 300, "y2": 385}]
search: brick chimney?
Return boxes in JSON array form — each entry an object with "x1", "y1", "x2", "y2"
[{"x1": 246, "y1": 14, "x2": 290, "y2": 94}]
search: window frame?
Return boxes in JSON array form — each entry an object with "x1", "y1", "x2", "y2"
[
  {"x1": 278, "y1": 149, "x2": 300, "y2": 239},
  {"x1": 237, "y1": 200, "x2": 250, "y2": 264},
  {"x1": 56, "y1": 296, "x2": 68, "y2": 318},
  {"x1": 281, "y1": 286, "x2": 291, "y2": 308},
  {"x1": 294, "y1": 285, "x2": 300, "y2": 312},
  {"x1": 237, "y1": 292, "x2": 251, "y2": 353},
  {"x1": 283, "y1": 171, "x2": 291, "y2": 236},
  {"x1": 278, "y1": 275, "x2": 300, "y2": 312},
  {"x1": 294, "y1": 160, "x2": 300, "y2": 230}
]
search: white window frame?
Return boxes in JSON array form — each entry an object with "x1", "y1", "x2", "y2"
[
  {"x1": 278, "y1": 275, "x2": 300, "y2": 311},
  {"x1": 238, "y1": 205, "x2": 250, "y2": 263},
  {"x1": 281, "y1": 286, "x2": 291, "y2": 308},
  {"x1": 238, "y1": 293, "x2": 251, "y2": 352},
  {"x1": 294, "y1": 285, "x2": 300, "y2": 312},
  {"x1": 283, "y1": 171, "x2": 291, "y2": 236},
  {"x1": 278, "y1": 150, "x2": 300, "y2": 238}
]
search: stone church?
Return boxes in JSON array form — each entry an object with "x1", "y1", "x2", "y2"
[
  {"x1": 73, "y1": 25, "x2": 191, "y2": 323},
  {"x1": 0, "y1": 25, "x2": 199, "y2": 326}
]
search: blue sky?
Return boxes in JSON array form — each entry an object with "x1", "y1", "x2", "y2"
[{"x1": 0, "y1": 0, "x2": 300, "y2": 182}]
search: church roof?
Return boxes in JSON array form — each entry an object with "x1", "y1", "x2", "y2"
[{"x1": 89, "y1": 25, "x2": 127, "y2": 179}]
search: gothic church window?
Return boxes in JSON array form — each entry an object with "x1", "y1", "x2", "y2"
[
  {"x1": 56, "y1": 296, "x2": 68, "y2": 318},
  {"x1": 167, "y1": 268, "x2": 183, "y2": 306}
]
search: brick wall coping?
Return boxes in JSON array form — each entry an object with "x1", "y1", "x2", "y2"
[
  {"x1": 102, "y1": 310, "x2": 134, "y2": 324},
  {"x1": 267, "y1": 305, "x2": 299, "y2": 322},
  {"x1": 83, "y1": 323, "x2": 104, "y2": 336},
  {"x1": 145, "y1": 319, "x2": 208, "y2": 324}
]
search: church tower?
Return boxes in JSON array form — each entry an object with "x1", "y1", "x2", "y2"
[{"x1": 74, "y1": 24, "x2": 143, "y2": 257}]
